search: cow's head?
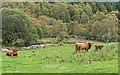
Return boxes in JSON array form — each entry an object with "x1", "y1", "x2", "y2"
[{"x1": 87, "y1": 41, "x2": 94, "y2": 49}]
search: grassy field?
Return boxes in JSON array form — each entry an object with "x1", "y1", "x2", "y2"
[{"x1": 1, "y1": 42, "x2": 118, "y2": 73}]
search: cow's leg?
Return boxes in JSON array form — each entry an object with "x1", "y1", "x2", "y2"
[
  {"x1": 85, "y1": 49, "x2": 88, "y2": 52},
  {"x1": 76, "y1": 48, "x2": 78, "y2": 53},
  {"x1": 76, "y1": 45, "x2": 80, "y2": 53},
  {"x1": 11, "y1": 54, "x2": 13, "y2": 57},
  {"x1": 87, "y1": 49, "x2": 88, "y2": 52},
  {"x1": 78, "y1": 49, "x2": 80, "y2": 53},
  {"x1": 75, "y1": 45, "x2": 78, "y2": 53},
  {"x1": 86, "y1": 49, "x2": 88, "y2": 52}
]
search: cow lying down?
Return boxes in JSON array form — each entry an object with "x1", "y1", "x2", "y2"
[{"x1": 6, "y1": 48, "x2": 18, "y2": 57}]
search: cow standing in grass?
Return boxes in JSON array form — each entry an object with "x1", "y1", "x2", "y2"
[
  {"x1": 94, "y1": 45, "x2": 104, "y2": 51},
  {"x1": 75, "y1": 41, "x2": 94, "y2": 53}
]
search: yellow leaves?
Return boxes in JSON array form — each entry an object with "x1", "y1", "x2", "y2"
[
  {"x1": 73, "y1": 23, "x2": 88, "y2": 35},
  {"x1": 95, "y1": 11, "x2": 106, "y2": 21},
  {"x1": 38, "y1": 15, "x2": 50, "y2": 21},
  {"x1": 49, "y1": 19, "x2": 67, "y2": 36},
  {"x1": 105, "y1": 13, "x2": 118, "y2": 26}
]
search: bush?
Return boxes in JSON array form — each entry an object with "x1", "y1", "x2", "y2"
[
  {"x1": 2, "y1": 8, "x2": 38, "y2": 46},
  {"x1": 13, "y1": 38, "x2": 24, "y2": 47},
  {"x1": 58, "y1": 42, "x2": 64, "y2": 46}
]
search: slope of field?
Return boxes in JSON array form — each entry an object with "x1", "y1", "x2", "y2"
[{"x1": 2, "y1": 43, "x2": 118, "y2": 73}]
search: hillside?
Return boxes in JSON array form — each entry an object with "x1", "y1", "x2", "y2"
[{"x1": 2, "y1": 2, "x2": 120, "y2": 46}]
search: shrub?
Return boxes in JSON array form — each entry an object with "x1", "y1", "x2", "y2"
[
  {"x1": 2, "y1": 8, "x2": 38, "y2": 46},
  {"x1": 13, "y1": 38, "x2": 24, "y2": 47},
  {"x1": 58, "y1": 42, "x2": 64, "y2": 46}
]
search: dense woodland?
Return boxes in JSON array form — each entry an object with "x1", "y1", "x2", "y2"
[{"x1": 2, "y1": 2, "x2": 120, "y2": 46}]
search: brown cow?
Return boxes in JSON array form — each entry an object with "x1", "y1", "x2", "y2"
[
  {"x1": 75, "y1": 41, "x2": 94, "y2": 53},
  {"x1": 6, "y1": 48, "x2": 18, "y2": 57},
  {"x1": 94, "y1": 45, "x2": 104, "y2": 51}
]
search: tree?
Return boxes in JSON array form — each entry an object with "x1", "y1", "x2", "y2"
[
  {"x1": 72, "y1": 15, "x2": 81, "y2": 23},
  {"x1": 41, "y1": 6, "x2": 49, "y2": 16},
  {"x1": 106, "y1": 3, "x2": 114, "y2": 12},
  {"x1": 116, "y1": 11, "x2": 120, "y2": 20},
  {"x1": 92, "y1": 11, "x2": 106, "y2": 21},
  {"x1": 99, "y1": 5, "x2": 108, "y2": 14},
  {"x1": 51, "y1": 20, "x2": 67, "y2": 42},
  {"x1": 89, "y1": 20, "x2": 102, "y2": 38},
  {"x1": 2, "y1": 8, "x2": 38, "y2": 46},
  {"x1": 35, "y1": 26, "x2": 44, "y2": 39},
  {"x1": 52, "y1": 20, "x2": 67, "y2": 36},
  {"x1": 83, "y1": 3, "x2": 93, "y2": 18},
  {"x1": 72, "y1": 21, "x2": 80, "y2": 35},
  {"x1": 67, "y1": 21, "x2": 75, "y2": 35},
  {"x1": 116, "y1": 2, "x2": 120, "y2": 11},
  {"x1": 68, "y1": 5, "x2": 75, "y2": 18},
  {"x1": 2, "y1": 2, "x2": 119, "y2": 42},
  {"x1": 57, "y1": 31, "x2": 67, "y2": 42},
  {"x1": 91, "y1": 3, "x2": 98, "y2": 13},
  {"x1": 100, "y1": 14, "x2": 118, "y2": 41},
  {"x1": 89, "y1": 12, "x2": 118, "y2": 42},
  {"x1": 81, "y1": 12, "x2": 89, "y2": 24},
  {"x1": 2, "y1": 2, "x2": 16, "y2": 8},
  {"x1": 59, "y1": 11, "x2": 70, "y2": 22}
]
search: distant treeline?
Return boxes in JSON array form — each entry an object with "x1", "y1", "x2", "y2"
[{"x1": 2, "y1": 2, "x2": 120, "y2": 46}]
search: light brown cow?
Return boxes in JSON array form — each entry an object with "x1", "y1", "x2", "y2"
[
  {"x1": 75, "y1": 41, "x2": 94, "y2": 53},
  {"x1": 6, "y1": 48, "x2": 18, "y2": 57}
]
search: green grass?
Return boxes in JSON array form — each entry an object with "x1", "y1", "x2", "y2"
[{"x1": 1, "y1": 42, "x2": 118, "y2": 73}]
